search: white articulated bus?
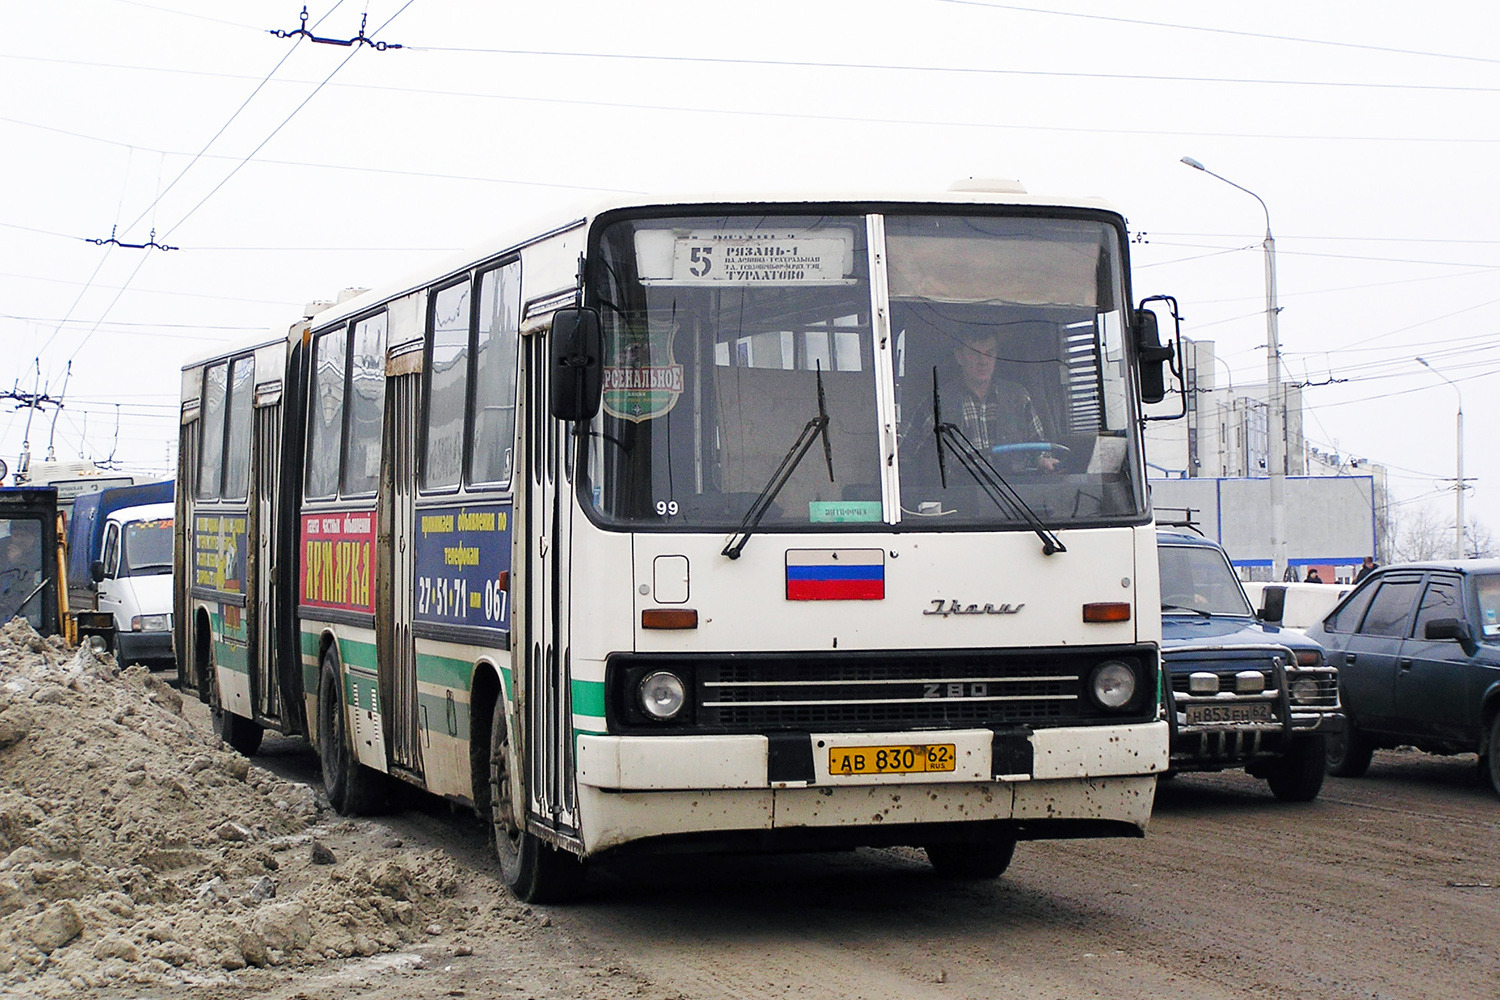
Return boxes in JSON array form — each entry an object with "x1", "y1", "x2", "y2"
[{"x1": 176, "y1": 185, "x2": 1177, "y2": 901}]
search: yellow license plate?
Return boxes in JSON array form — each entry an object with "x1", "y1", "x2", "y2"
[{"x1": 829, "y1": 744, "x2": 957, "y2": 775}]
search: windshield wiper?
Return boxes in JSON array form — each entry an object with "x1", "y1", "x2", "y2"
[
  {"x1": 931, "y1": 367, "x2": 1066, "y2": 556},
  {"x1": 722, "y1": 368, "x2": 836, "y2": 560},
  {"x1": 1161, "y1": 602, "x2": 1213, "y2": 619}
]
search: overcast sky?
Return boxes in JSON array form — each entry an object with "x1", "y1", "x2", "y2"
[{"x1": 3, "y1": 0, "x2": 1497, "y2": 545}]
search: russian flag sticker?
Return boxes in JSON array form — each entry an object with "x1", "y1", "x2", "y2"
[{"x1": 785, "y1": 549, "x2": 885, "y2": 601}]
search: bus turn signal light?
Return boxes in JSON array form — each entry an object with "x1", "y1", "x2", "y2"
[
  {"x1": 1083, "y1": 602, "x2": 1131, "y2": 623},
  {"x1": 642, "y1": 608, "x2": 699, "y2": 630}
]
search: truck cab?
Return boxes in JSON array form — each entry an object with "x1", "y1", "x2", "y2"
[
  {"x1": 87, "y1": 501, "x2": 175, "y2": 667},
  {"x1": 0, "y1": 487, "x2": 64, "y2": 636}
]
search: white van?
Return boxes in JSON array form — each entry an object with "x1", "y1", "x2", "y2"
[
  {"x1": 1243, "y1": 581, "x2": 1352, "y2": 633},
  {"x1": 90, "y1": 501, "x2": 175, "y2": 666}
]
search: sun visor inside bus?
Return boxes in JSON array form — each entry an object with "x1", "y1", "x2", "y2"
[{"x1": 885, "y1": 234, "x2": 1100, "y2": 308}]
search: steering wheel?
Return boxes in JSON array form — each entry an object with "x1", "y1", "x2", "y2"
[{"x1": 990, "y1": 442, "x2": 1071, "y2": 456}]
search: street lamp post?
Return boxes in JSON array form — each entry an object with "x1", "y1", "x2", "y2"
[
  {"x1": 1181, "y1": 157, "x2": 1287, "y2": 580},
  {"x1": 1416, "y1": 357, "x2": 1466, "y2": 559}
]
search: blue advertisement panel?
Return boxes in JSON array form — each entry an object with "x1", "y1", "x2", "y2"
[{"x1": 412, "y1": 502, "x2": 511, "y2": 633}]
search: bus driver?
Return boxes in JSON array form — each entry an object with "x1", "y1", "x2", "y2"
[{"x1": 903, "y1": 328, "x2": 1059, "y2": 474}]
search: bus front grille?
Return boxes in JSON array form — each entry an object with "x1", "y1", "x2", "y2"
[{"x1": 605, "y1": 646, "x2": 1158, "y2": 734}]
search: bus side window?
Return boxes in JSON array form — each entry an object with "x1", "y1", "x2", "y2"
[
  {"x1": 222, "y1": 354, "x2": 255, "y2": 500},
  {"x1": 470, "y1": 262, "x2": 520, "y2": 488},
  {"x1": 198, "y1": 361, "x2": 228, "y2": 500},
  {"x1": 344, "y1": 313, "x2": 388, "y2": 495},
  {"x1": 423, "y1": 278, "x2": 472, "y2": 492},
  {"x1": 307, "y1": 327, "x2": 348, "y2": 499}
]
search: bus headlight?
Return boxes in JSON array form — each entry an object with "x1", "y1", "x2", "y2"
[
  {"x1": 132, "y1": 614, "x2": 170, "y2": 632},
  {"x1": 1089, "y1": 660, "x2": 1137, "y2": 710},
  {"x1": 638, "y1": 670, "x2": 687, "y2": 721}
]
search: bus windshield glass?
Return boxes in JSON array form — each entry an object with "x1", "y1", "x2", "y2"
[{"x1": 586, "y1": 210, "x2": 1144, "y2": 531}]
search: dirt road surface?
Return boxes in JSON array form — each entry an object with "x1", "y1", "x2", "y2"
[
  {"x1": 158, "y1": 714, "x2": 1498, "y2": 1000},
  {"x1": 4, "y1": 630, "x2": 1494, "y2": 1000}
]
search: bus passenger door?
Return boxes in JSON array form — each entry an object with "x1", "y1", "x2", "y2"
[
  {"x1": 252, "y1": 399, "x2": 282, "y2": 721},
  {"x1": 520, "y1": 331, "x2": 578, "y2": 837},
  {"x1": 381, "y1": 368, "x2": 424, "y2": 778}
]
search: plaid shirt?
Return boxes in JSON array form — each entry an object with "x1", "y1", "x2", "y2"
[
  {"x1": 900, "y1": 378, "x2": 1050, "y2": 470},
  {"x1": 955, "y1": 380, "x2": 1048, "y2": 453}
]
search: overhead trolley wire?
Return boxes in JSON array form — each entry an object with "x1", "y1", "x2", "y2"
[
  {"x1": 26, "y1": 2, "x2": 338, "y2": 374},
  {"x1": 5, "y1": 55, "x2": 1500, "y2": 145},
  {"x1": 933, "y1": 1, "x2": 1500, "y2": 67},
  {"x1": 41, "y1": 2, "x2": 418, "y2": 381},
  {"x1": 156, "y1": 0, "x2": 418, "y2": 243}
]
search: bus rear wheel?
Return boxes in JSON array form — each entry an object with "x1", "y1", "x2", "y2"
[
  {"x1": 317, "y1": 654, "x2": 384, "y2": 815},
  {"x1": 924, "y1": 836, "x2": 1017, "y2": 879},
  {"x1": 488, "y1": 699, "x2": 585, "y2": 903},
  {"x1": 206, "y1": 658, "x2": 262, "y2": 756}
]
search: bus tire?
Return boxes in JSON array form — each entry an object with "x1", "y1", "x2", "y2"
[
  {"x1": 317, "y1": 654, "x2": 384, "y2": 816},
  {"x1": 207, "y1": 658, "x2": 263, "y2": 756},
  {"x1": 488, "y1": 699, "x2": 585, "y2": 903},
  {"x1": 924, "y1": 836, "x2": 1017, "y2": 879}
]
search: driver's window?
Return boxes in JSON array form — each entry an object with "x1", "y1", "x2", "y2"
[
  {"x1": 101, "y1": 525, "x2": 119, "y2": 579},
  {"x1": 1413, "y1": 577, "x2": 1463, "y2": 640}
]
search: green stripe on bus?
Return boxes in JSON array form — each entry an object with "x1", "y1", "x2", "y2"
[
  {"x1": 416, "y1": 652, "x2": 474, "y2": 692},
  {"x1": 417, "y1": 690, "x2": 471, "y2": 739},
  {"x1": 570, "y1": 678, "x2": 606, "y2": 718},
  {"x1": 214, "y1": 640, "x2": 249, "y2": 675},
  {"x1": 300, "y1": 631, "x2": 320, "y2": 658},
  {"x1": 338, "y1": 636, "x2": 378, "y2": 671}
]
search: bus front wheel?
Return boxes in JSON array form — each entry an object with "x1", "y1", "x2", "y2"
[
  {"x1": 924, "y1": 837, "x2": 1017, "y2": 879},
  {"x1": 317, "y1": 654, "x2": 384, "y2": 815},
  {"x1": 487, "y1": 699, "x2": 585, "y2": 903}
]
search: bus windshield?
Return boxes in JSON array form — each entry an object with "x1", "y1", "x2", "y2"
[{"x1": 586, "y1": 210, "x2": 1145, "y2": 532}]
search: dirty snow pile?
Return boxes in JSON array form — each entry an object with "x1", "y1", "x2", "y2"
[{"x1": 0, "y1": 619, "x2": 464, "y2": 995}]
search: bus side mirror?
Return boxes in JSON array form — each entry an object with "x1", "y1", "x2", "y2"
[
  {"x1": 549, "y1": 308, "x2": 604, "y2": 422},
  {"x1": 1134, "y1": 308, "x2": 1174, "y2": 404},
  {"x1": 90, "y1": 560, "x2": 106, "y2": 584},
  {"x1": 1258, "y1": 585, "x2": 1286, "y2": 625}
]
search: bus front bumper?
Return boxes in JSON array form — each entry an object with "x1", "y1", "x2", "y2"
[{"x1": 575, "y1": 721, "x2": 1168, "y2": 854}]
